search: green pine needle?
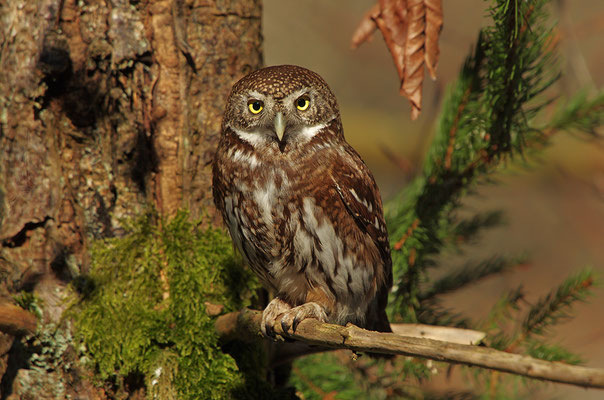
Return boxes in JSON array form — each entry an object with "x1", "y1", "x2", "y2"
[
  {"x1": 522, "y1": 268, "x2": 595, "y2": 337},
  {"x1": 449, "y1": 210, "x2": 505, "y2": 246},
  {"x1": 525, "y1": 339, "x2": 583, "y2": 365},
  {"x1": 549, "y1": 90, "x2": 604, "y2": 135},
  {"x1": 480, "y1": 286, "x2": 525, "y2": 333},
  {"x1": 420, "y1": 255, "x2": 526, "y2": 301}
]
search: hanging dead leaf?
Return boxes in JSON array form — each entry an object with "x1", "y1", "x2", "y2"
[
  {"x1": 351, "y1": 0, "x2": 444, "y2": 120},
  {"x1": 350, "y1": 4, "x2": 380, "y2": 48},
  {"x1": 425, "y1": 0, "x2": 443, "y2": 79}
]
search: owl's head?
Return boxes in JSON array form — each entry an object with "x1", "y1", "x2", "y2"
[{"x1": 223, "y1": 65, "x2": 340, "y2": 150}]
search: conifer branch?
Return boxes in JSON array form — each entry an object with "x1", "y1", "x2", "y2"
[
  {"x1": 548, "y1": 90, "x2": 604, "y2": 135},
  {"x1": 386, "y1": 0, "x2": 582, "y2": 322},
  {"x1": 215, "y1": 309, "x2": 604, "y2": 389},
  {"x1": 419, "y1": 256, "x2": 523, "y2": 301},
  {"x1": 479, "y1": 286, "x2": 525, "y2": 332},
  {"x1": 501, "y1": 269, "x2": 596, "y2": 353},
  {"x1": 450, "y1": 210, "x2": 504, "y2": 245},
  {"x1": 417, "y1": 299, "x2": 471, "y2": 328}
]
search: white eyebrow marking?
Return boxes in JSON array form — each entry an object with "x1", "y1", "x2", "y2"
[
  {"x1": 248, "y1": 90, "x2": 264, "y2": 99},
  {"x1": 286, "y1": 89, "x2": 309, "y2": 101}
]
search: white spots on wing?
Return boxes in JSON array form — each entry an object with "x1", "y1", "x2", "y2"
[
  {"x1": 349, "y1": 188, "x2": 373, "y2": 213},
  {"x1": 349, "y1": 188, "x2": 361, "y2": 203}
]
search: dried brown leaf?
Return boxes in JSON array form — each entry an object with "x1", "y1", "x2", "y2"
[
  {"x1": 425, "y1": 0, "x2": 443, "y2": 79},
  {"x1": 350, "y1": 4, "x2": 380, "y2": 49},
  {"x1": 352, "y1": 0, "x2": 444, "y2": 120},
  {"x1": 379, "y1": 0, "x2": 408, "y2": 81},
  {"x1": 402, "y1": 0, "x2": 426, "y2": 119},
  {"x1": 381, "y1": 0, "x2": 408, "y2": 45},
  {"x1": 374, "y1": 18, "x2": 405, "y2": 83}
]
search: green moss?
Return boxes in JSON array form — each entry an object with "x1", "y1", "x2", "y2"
[
  {"x1": 14, "y1": 291, "x2": 43, "y2": 318},
  {"x1": 72, "y1": 210, "x2": 273, "y2": 399}
]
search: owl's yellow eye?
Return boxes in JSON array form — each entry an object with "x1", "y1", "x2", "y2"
[
  {"x1": 296, "y1": 96, "x2": 310, "y2": 111},
  {"x1": 248, "y1": 100, "x2": 264, "y2": 114}
]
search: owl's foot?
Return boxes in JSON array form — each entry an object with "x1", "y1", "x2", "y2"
[
  {"x1": 279, "y1": 302, "x2": 328, "y2": 334},
  {"x1": 261, "y1": 297, "x2": 292, "y2": 338}
]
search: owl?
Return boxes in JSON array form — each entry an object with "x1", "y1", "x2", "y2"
[{"x1": 213, "y1": 65, "x2": 392, "y2": 337}]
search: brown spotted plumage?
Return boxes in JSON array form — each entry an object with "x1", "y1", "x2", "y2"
[{"x1": 213, "y1": 65, "x2": 392, "y2": 336}]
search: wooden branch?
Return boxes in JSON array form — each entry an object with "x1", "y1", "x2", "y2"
[
  {"x1": 389, "y1": 323, "x2": 485, "y2": 345},
  {"x1": 0, "y1": 303, "x2": 37, "y2": 336},
  {"x1": 215, "y1": 309, "x2": 604, "y2": 390}
]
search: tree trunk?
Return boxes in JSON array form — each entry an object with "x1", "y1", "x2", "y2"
[{"x1": 0, "y1": 0, "x2": 262, "y2": 397}]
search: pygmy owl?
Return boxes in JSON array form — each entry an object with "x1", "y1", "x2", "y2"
[{"x1": 213, "y1": 65, "x2": 392, "y2": 336}]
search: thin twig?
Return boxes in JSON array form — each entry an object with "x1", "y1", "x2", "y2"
[
  {"x1": 216, "y1": 309, "x2": 604, "y2": 390},
  {"x1": 393, "y1": 217, "x2": 419, "y2": 251}
]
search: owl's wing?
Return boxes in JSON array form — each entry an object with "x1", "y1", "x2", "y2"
[
  {"x1": 330, "y1": 146, "x2": 392, "y2": 274},
  {"x1": 330, "y1": 145, "x2": 393, "y2": 333}
]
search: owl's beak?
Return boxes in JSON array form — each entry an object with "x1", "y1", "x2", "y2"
[{"x1": 274, "y1": 112, "x2": 285, "y2": 142}]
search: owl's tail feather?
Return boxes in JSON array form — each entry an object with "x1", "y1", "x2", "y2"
[{"x1": 364, "y1": 300, "x2": 395, "y2": 359}]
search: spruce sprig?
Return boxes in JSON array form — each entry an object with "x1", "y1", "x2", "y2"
[
  {"x1": 387, "y1": 0, "x2": 558, "y2": 321},
  {"x1": 419, "y1": 256, "x2": 525, "y2": 301},
  {"x1": 549, "y1": 90, "x2": 604, "y2": 135},
  {"x1": 525, "y1": 340, "x2": 583, "y2": 365},
  {"x1": 449, "y1": 210, "x2": 505, "y2": 247},
  {"x1": 521, "y1": 268, "x2": 595, "y2": 338},
  {"x1": 480, "y1": 286, "x2": 525, "y2": 333}
]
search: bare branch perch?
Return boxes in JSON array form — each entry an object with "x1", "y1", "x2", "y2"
[{"x1": 216, "y1": 309, "x2": 604, "y2": 390}]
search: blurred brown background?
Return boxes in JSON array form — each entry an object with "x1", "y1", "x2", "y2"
[{"x1": 264, "y1": 1, "x2": 604, "y2": 398}]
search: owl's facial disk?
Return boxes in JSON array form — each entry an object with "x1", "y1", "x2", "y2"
[
  {"x1": 228, "y1": 87, "x2": 333, "y2": 151},
  {"x1": 244, "y1": 89, "x2": 312, "y2": 141}
]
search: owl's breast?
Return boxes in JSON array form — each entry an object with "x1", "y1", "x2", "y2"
[
  {"x1": 215, "y1": 141, "x2": 381, "y2": 322},
  {"x1": 218, "y1": 155, "x2": 295, "y2": 286}
]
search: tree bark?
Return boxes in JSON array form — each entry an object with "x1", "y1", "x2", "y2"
[{"x1": 0, "y1": 0, "x2": 262, "y2": 397}]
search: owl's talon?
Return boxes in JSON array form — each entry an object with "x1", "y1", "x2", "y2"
[
  {"x1": 292, "y1": 315, "x2": 302, "y2": 332},
  {"x1": 279, "y1": 302, "x2": 328, "y2": 334},
  {"x1": 261, "y1": 297, "x2": 292, "y2": 338},
  {"x1": 281, "y1": 319, "x2": 291, "y2": 333},
  {"x1": 263, "y1": 324, "x2": 275, "y2": 338}
]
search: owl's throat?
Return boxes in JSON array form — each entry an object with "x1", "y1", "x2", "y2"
[{"x1": 278, "y1": 139, "x2": 287, "y2": 153}]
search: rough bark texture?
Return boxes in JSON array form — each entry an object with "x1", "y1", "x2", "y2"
[{"x1": 0, "y1": 0, "x2": 262, "y2": 397}]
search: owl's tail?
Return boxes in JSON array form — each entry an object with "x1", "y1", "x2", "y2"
[{"x1": 364, "y1": 288, "x2": 394, "y2": 359}]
